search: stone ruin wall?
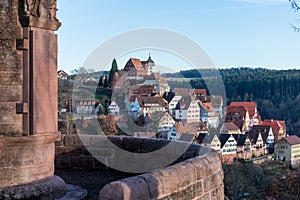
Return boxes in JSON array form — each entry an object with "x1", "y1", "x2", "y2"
[
  {"x1": 56, "y1": 135, "x2": 224, "y2": 200},
  {"x1": 0, "y1": 0, "x2": 23, "y2": 136},
  {"x1": 0, "y1": 1, "x2": 63, "y2": 197}
]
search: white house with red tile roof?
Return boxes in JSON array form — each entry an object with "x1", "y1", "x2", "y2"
[
  {"x1": 275, "y1": 135, "x2": 300, "y2": 168},
  {"x1": 260, "y1": 119, "x2": 286, "y2": 143}
]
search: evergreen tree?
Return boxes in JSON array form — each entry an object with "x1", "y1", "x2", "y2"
[
  {"x1": 103, "y1": 76, "x2": 108, "y2": 88},
  {"x1": 98, "y1": 76, "x2": 103, "y2": 87},
  {"x1": 108, "y1": 58, "x2": 119, "y2": 86}
]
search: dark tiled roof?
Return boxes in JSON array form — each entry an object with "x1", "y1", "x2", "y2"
[
  {"x1": 231, "y1": 134, "x2": 247, "y2": 146},
  {"x1": 197, "y1": 133, "x2": 207, "y2": 144},
  {"x1": 203, "y1": 133, "x2": 220, "y2": 144},
  {"x1": 175, "y1": 96, "x2": 192, "y2": 110},
  {"x1": 247, "y1": 132, "x2": 260, "y2": 144},
  {"x1": 252, "y1": 125, "x2": 271, "y2": 134},
  {"x1": 162, "y1": 91, "x2": 175, "y2": 103},
  {"x1": 236, "y1": 134, "x2": 247, "y2": 146},
  {"x1": 261, "y1": 132, "x2": 269, "y2": 144},
  {"x1": 219, "y1": 134, "x2": 232, "y2": 148}
]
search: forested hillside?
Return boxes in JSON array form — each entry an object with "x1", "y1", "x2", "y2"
[{"x1": 165, "y1": 68, "x2": 300, "y2": 136}]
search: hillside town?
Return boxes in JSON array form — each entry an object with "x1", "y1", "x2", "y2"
[{"x1": 58, "y1": 56, "x2": 300, "y2": 169}]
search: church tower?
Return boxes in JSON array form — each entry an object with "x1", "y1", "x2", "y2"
[{"x1": 147, "y1": 53, "x2": 155, "y2": 74}]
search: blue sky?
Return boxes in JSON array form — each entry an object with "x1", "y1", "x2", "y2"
[{"x1": 57, "y1": 0, "x2": 300, "y2": 73}]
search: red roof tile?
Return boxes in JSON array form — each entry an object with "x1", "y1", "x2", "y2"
[
  {"x1": 124, "y1": 58, "x2": 145, "y2": 71},
  {"x1": 132, "y1": 85, "x2": 154, "y2": 95},
  {"x1": 223, "y1": 122, "x2": 240, "y2": 131},
  {"x1": 189, "y1": 89, "x2": 207, "y2": 97},
  {"x1": 226, "y1": 105, "x2": 248, "y2": 118},
  {"x1": 260, "y1": 119, "x2": 283, "y2": 133},
  {"x1": 283, "y1": 135, "x2": 300, "y2": 145},
  {"x1": 230, "y1": 102, "x2": 257, "y2": 117},
  {"x1": 174, "y1": 88, "x2": 189, "y2": 96}
]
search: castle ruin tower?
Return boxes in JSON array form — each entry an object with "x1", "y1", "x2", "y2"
[{"x1": 0, "y1": 0, "x2": 65, "y2": 198}]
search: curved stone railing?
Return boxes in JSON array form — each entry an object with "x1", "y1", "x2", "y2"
[{"x1": 55, "y1": 134, "x2": 224, "y2": 200}]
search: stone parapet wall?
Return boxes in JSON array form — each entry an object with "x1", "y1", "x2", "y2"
[
  {"x1": 55, "y1": 134, "x2": 224, "y2": 199},
  {"x1": 99, "y1": 151, "x2": 224, "y2": 200}
]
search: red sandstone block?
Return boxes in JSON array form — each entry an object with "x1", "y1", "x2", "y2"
[
  {"x1": 193, "y1": 181, "x2": 204, "y2": 197},
  {"x1": 99, "y1": 176, "x2": 151, "y2": 200},
  {"x1": 176, "y1": 184, "x2": 196, "y2": 200},
  {"x1": 55, "y1": 146, "x2": 83, "y2": 156},
  {"x1": 63, "y1": 135, "x2": 84, "y2": 147},
  {"x1": 204, "y1": 151, "x2": 222, "y2": 172},
  {"x1": 175, "y1": 161, "x2": 197, "y2": 188},
  {"x1": 0, "y1": 85, "x2": 22, "y2": 102},
  {"x1": 55, "y1": 134, "x2": 65, "y2": 146},
  {"x1": 140, "y1": 173, "x2": 164, "y2": 199},
  {"x1": 187, "y1": 157, "x2": 212, "y2": 181},
  {"x1": 203, "y1": 171, "x2": 223, "y2": 193},
  {"x1": 210, "y1": 185, "x2": 224, "y2": 200},
  {"x1": 0, "y1": 72, "x2": 21, "y2": 85},
  {"x1": 196, "y1": 193, "x2": 210, "y2": 200},
  {"x1": 152, "y1": 166, "x2": 181, "y2": 196}
]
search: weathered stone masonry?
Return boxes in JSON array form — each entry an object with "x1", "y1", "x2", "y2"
[
  {"x1": 56, "y1": 135, "x2": 224, "y2": 200},
  {"x1": 0, "y1": 0, "x2": 65, "y2": 199}
]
